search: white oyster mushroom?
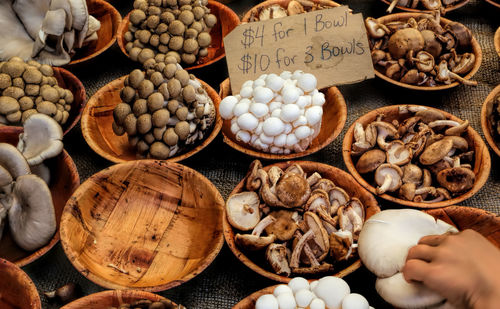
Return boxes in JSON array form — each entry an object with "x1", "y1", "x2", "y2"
[
  {"x1": 238, "y1": 113, "x2": 259, "y2": 131},
  {"x1": 273, "y1": 284, "x2": 293, "y2": 297},
  {"x1": 256, "y1": 294, "x2": 279, "y2": 309},
  {"x1": 342, "y1": 293, "x2": 370, "y2": 309},
  {"x1": 313, "y1": 276, "x2": 350, "y2": 309},
  {"x1": 288, "y1": 277, "x2": 309, "y2": 294},
  {"x1": 219, "y1": 96, "x2": 238, "y2": 119}
]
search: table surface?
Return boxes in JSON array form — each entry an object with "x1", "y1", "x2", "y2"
[{"x1": 17, "y1": 0, "x2": 500, "y2": 308}]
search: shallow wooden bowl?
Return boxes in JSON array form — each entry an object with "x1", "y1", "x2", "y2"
[
  {"x1": 485, "y1": 0, "x2": 500, "y2": 9},
  {"x1": 67, "y1": 0, "x2": 122, "y2": 66},
  {"x1": 223, "y1": 161, "x2": 380, "y2": 283},
  {"x1": 0, "y1": 128, "x2": 80, "y2": 267},
  {"x1": 495, "y1": 27, "x2": 500, "y2": 58},
  {"x1": 0, "y1": 258, "x2": 41, "y2": 309},
  {"x1": 481, "y1": 84, "x2": 500, "y2": 157},
  {"x1": 60, "y1": 160, "x2": 224, "y2": 291},
  {"x1": 373, "y1": 13, "x2": 482, "y2": 91},
  {"x1": 379, "y1": 0, "x2": 469, "y2": 14},
  {"x1": 241, "y1": 0, "x2": 340, "y2": 22},
  {"x1": 117, "y1": 1, "x2": 239, "y2": 70},
  {"x1": 218, "y1": 78, "x2": 347, "y2": 160},
  {"x1": 62, "y1": 290, "x2": 180, "y2": 309},
  {"x1": 81, "y1": 75, "x2": 222, "y2": 163},
  {"x1": 342, "y1": 105, "x2": 491, "y2": 208}
]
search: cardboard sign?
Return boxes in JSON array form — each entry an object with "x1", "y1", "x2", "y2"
[{"x1": 223, "y1": 6, "x2": 375, "y2": 92}]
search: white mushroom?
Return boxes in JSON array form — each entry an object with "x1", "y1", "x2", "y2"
[
  {"x1": 342, "y1": 293, "x2": 370, "y2": 309},
  {"x1": 219, "y1": 96, "x2": 238, "y2": 119},
  {"x1": 312, "y1": 276, "x2": 350, "y2": 309},
  {"x1": 273, "y1": 284, "x2": 293, "y2": 297},
  {"x1": 276, "y1": 293, "x2": 296, "y2": 309},
  {"x1": 255, "y1": 294, "x2": 279, "y2": 309}
]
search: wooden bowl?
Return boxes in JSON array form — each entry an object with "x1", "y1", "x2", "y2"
[
  {"x1": 223, "y1": 161, "x2": 380, "y2": 283},
  {"x1": 117, "y1": 1, "x2": 240, "y2": 70},
  {"x1": 495, "y1": 27, "x2": 500, "y2": 58},
  {"x1": 373, "y1": 13, "x2": 482, "y2": 91},
  {"x1": 62, "y1": 290, "x2": 180, "y2": 309},
  {"x1": 485, "y1": 0, "x2": 500, "y2": 9},
  {"x1": 233, "y1": 286, "x2": 275, "y2": 309},
  {"x1": 67, "y1": 0, "x2": 122, "y2": 66},
  {"x1": 481, "y1": 84, "x2": 500, "y2": 157},
  {"x1": 379, "y1": 0, "x2": 470, "y2": 14},
  {"x1": 60, "y1": 160, "x2": 225, "y2": 291},
  {"x1": 218, "y1": 78, "x2": 347, "y2": 160},
  {"x1": 0, "y1": 258, "x2": 41, "y2": 309},
  {"x1": 81, "y1": 75, "x2": 222, "y2": 163},
  {"x1": 0, "y1": 128, "x2": 80, "y2": 267},
  {"x1": 241, "y1": 0, "x2": 340, "y2": 22},
  {"x1": 342, "y1": 105, "x2": 491, "y2": 208}
]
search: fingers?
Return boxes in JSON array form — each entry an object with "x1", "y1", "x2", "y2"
[
  {"x1": 418, "y1": 234, "x2": 448, "y2": 246},
  {"x1": 406, "y1": 244, "x2": 438, "y2": 262},
  {"x1": 402, "y1": 258, "x2": 431, "y2": 283}
]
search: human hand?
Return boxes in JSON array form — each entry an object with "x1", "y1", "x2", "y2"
[{"x1": 402, "y1": 229, "x2": 500, "y2": 309}]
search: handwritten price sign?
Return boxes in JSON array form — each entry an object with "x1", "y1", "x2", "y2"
[{"x1": 224, "y1": 6, "x2": 374, "y2": 92}]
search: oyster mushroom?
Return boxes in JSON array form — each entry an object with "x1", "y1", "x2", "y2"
[
  {"x1": 0, "y1": 143, "x2": 30, "y2": 181},
  {"x1": 374, "y1": 163, "x2": 403, "y2": 194},
  {"x1": 235, "y1": 215, "x2": 277, "y2": 250},
  {"x1": 266, "y1": 243, "x2": 291, "y2": 277},
  {"x1": 225, "y1": 191, "x2": 261, "y2": 231}
]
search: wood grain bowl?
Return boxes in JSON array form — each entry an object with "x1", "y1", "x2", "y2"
[
  {"x1": 223, "y1": 161, "x2": 380, "y2": 283},
  {"x1": 218, "y1": 78, "x2": 347, "y2": 160},
  {"x1": 0, "y1": 258, "x2": 41, "y2": 309},
  {"x1": 61, "y1": 290, "x2": 180, "y2": 309},
  {"x1": 241, "y1": 0, "x2": 341, "y2": 22},
  {"x1": 60, "y1": 160, "x2": 225, "y2": 291},
  {"x1": 342, "y1": 105, "x2": 491, "y2": 208},
  {"x1": 481, "y1": 84, "x2": 500, "y2": 157},
  {"x1": 379, "y1": 0, "x2": 470, "y2": 14},
  {"x1": 0, "y1": 128, "x2": 80, "y2": 267}
]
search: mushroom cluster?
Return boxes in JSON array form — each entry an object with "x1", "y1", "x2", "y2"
[
  {"x1": 246, "y1": 0, "x2": 339, "y2": 22},
  {"x1": 106, "y1": 299, "x2": 185, "y2": 309},
  {"x1": 0, "y1": 0, "x2": 100, "y2": 66},
  {"x1": 255, "y1": 276, "x2": 372, "y2": 309},
  {"x1": 487, "y1": 93, "x2": 500, "y2": 146},
  {"x1": 219, "y1": 71, "x2": 325, "y2": 154},
  {"x1": 112, "y1": 56, "x2": 215, "y2": 159},
  {"x1": 124, "y1": 0, "x2": 217, "y2": 66},
  {"x1": 0, "y1": 57, "x2": 74, "y2": 126},
  {"x1": 358, "y1": 209, "x2": 458, "y2": 308},
  {"x1": 351, "y1": 106, "x2": 475, "y2": 203},
  {"x1": 227, "y1": 160, "x2": 366, "y2": 276},
  {"x1": 366, "y1": 13, "x2": 477, "y2": 87},
  {"x1": 385, "y1": 0, "x2": 466, "y2": 14}
]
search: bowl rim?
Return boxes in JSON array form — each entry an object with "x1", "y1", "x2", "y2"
[
  {"x1": 223, "y1": 160, "x2": 380, "y2": 283},
  {"x1": 480, "y1": 84, "x2": 500, "y2": 157},
  {"x1": 342, "y1": 104, "x2": 491, "y2": 208},
  {"x1": 59, "y1": 159, "x2": 225, "y2": 291},
  {"x1": 372, "y1": 13, "x2": 482, "y2": 91},
  {"x1": 485, "y1": 0, "x2": 500, "y2": 9},
  {"x1": 378, "y1": 0, "x2": 470, "y2": 13},
  {"x1": 0, "y1": 258, "x2": 42, "y2": 309},
  {"x1": 494, "y1": 27, "x2": 500, "y2": 58},
  {"x1": 217, "y1": 78, "x2": 348, "y2": 160},
  {"x1": 61, "y1": 289, "x2": 172, "y2": 309},
  {"x1": 240, "y1": 0, "x2": 341, "y2": 22},
  {"x1": 81, "y1": 75, "x2": 222, "y2": 163}
]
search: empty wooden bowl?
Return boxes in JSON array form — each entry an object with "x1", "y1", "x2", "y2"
[
  {"x1": 342, "y1": 105, "x2": 491, "y2": 208},
  {"x1": 223, "y1": 161, "x2": 380, "y2": 283},
  {"x1": 60, "y1": 160, "x2": 225, "y2": 291},
  {"x1": 218, "y1": 78, "x2": 347, "y2": 160},
  {"x1": 0, "y1": 128, "x2": 80, "y2": 267},
  {"x1": 0, "y1": 258, "x2": 41, "y2": 309},
  {"x1": 62, "y1": 290, "x2": 181, "y2": 309},
  {"x1": 495, "y1": 27, "x2": 500, "y2": 58},
  {"x1": 117, "y1": 1, "x2": 239, "y2": 70},
  {"x1": 379, "y1": 0, "x2": 470, "y2": 14},
  {"x1": 372, "y1": 13, "x2": 482, "y2": 91},
  {"x1": 67, "y1": 0, "x2": 122, "y2": 66},
  {"x1": 81, "y1": 75, "x2": 222, "y2": 163},
  {"x1": 241, "y1": 0, "x2": 340, "y2": 22},
  {"x1": 481, "y1": 84, "x2": 500, "y2": 157}
]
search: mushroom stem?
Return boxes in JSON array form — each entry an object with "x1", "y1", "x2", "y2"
[
  {"x1": 448, "y1": 72, "x2": 478, "y2": 86},
  {"x1": 303, "y1": 243, "x2": 320, "y2": 267},
  {"x1": 251, "y1": 215, "x2": 276, "y2": 236},
  {"x1": 387, "y1": 0, "x2": 400, "y2": 13},
  {"x1": 377, "y1": 173, "x2": 393, "y2": 194},
  {"x1": 428, "y1": 120, "x2": 459, "y2": 128},
  {"x1": 290, "y1": 229, "x2": 315, "y2": 268}
]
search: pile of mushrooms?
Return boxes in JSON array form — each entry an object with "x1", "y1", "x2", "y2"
[
  {"x1": 487, "y1": 93, "x2": 500, "y2": 146},
  {"x1": 255, "y1": 276, "x2": 372, "y2": 309},
  {"x1": 112, "y1": 56, "x2": 216, "y2": 159},
  {"x1": 358, "y1": 209, "x2": 458, "y2": 308},
  {"x1": 219, "y1": 71, "x2": 325, "y2": 154},
  {"x1": 124, "y1": 0, "x2": 217, "y2": 66},
  {"x1": 385, "y1": 0, "x2": 466, "y2": 14},
  {"x1": 0, "y1": 0, "x2": 100, "y2": 66},
  {"x1": 226, "y1": 160, "x2": 366, "y2": 276},
  {"x1": 365, "y1": 12, "x2": 477, "y2": 87},
  {"x1": 351, "y1": 106, "x2": 475, "y2": 203},
  {"x1": 0, "y1": 57, "x2": 74, "y2": 126},
  {"x1": 246, "y1": 0, "x2": 339, "y2": 22}
]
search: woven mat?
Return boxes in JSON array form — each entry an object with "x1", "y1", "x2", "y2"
[{"x1": 20, "y1": 0, "x2": 499, "y2": 308}]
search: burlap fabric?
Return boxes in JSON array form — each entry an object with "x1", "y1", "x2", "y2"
[{"x1": 20, "y1": 0, "x2": 499, "y2": 307}]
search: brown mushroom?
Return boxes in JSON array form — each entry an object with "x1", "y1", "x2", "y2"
[
  {"x1": 388, "y1": 28, "x2": 425, "y2": 59},
  {"x1": 245, "y1": 160, "x2": 263, "y2": 191},
  {"x1": 386, "y1": 141, "x2": 413, "y2": 166},
  {"x1": 235, "y1": 215, "x2": 277, "y2": 251},
  {"x1": 265, "y1": 210, "x2": 299, "y2": 241},
  {"x1": 329, "y1": 187, "x2": 350, "y2": 216},
  {"x1": 436, "y1": 167, "x2": 475, "y2": 193},
  {"x1": 372, "y1": 121, "x2": 399, "y2": 150},
  {"x1": 356, "y1": 149, "x2": 386, "y2": 174},
  {"x1": 419, "y1": 138, "x2": 454, "y2": 165},
  {"x1": 374, "y1": 163, "x2": 403, "y2": 194},
  {"x1": 275, "y1": 172, "x2": 311, "y2": 208},
  {"x1": 304, "y1": 189, "x2": 338, "y2": 228},
  {"x1": 225, "y1": 191, "x2": 261, "y2": 231},
  {"x1": 266, "y1": 243, "x2": 291, "y2": 277}
]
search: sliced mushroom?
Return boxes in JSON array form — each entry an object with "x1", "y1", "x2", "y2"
[
  {"x1": 266, "y1": 243, "x2": 291, "y2": 277},
  {"x1": 356, "y1": 149, "x2": 386, "y2": 174},
  {"x1": 304, "y1": 211, "x2": 330, "y2": 261},
  {"x1": 225, "y1": 191, "x2": 261, "y2": 231},
  {"x1": 374, "y1": 163, "x2": 403, "y2": 194}
]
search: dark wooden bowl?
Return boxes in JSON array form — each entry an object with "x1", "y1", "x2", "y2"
[
  {"x1": 81, "y1": 75, "x2": 222, "y2": 163},
  {"x1": 0, "y1": 128, "x2": 80, "y2": 267},
  {"x1": 241, "y1": 0, "x2": 340, "y2": 22},
  {"x1": 373, "y1": 13, "x2": 482, "y2": 91},
  {"x1": 117, "y1": 1, "x2": 240, "y2": 70},
  {"x1": 485, "y1": 0, "x2": 500, "y2": 9},
  {"x1": 342, "y1": 105, "x2": 491, "y2": 208},
  {"x1": 61, "y1": 290, "x2": 179, "y2": 309},
  {"x1": 0, "y1": 258, "x2": 41, "y2": 309},
  {"x1": 495, "y1": 27, "x2": 500, "y2": 58},
  {"x1": 481, "y1": 84, "x2": 500, "y2": 157},
  {"x1": 379, "y1": 0, "x2": 470, "y2": 14},
  {"x1": 60, "y1": 160, "x2": 225, "y2": 291},
  {"x1": 218, "y1": 78, "x2": 347, "y2": 160},
  {"x1": 223, "y1": 161, "x2": 380, "y2": 283}
]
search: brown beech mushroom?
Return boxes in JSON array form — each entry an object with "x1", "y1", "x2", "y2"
[
  {"x1": 226, "y1": 191, "x2": 261, "y2": 231},
  {"x1": 374, "y1": 163, "x2": 403, "y2": 194}
]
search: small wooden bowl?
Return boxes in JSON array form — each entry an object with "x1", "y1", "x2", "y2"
[
  {"x1": 117, "y1": 1, "x2": 240, "y2": 70},
  {"x1": 67, "y1": 0, "x2": 122, "y2": 66},
  {"x1": 60, "y1": 160, "x2": 225, "y2": 291},
  {"x1": 0, "y1": 258, "x2": 41, "y2": 309},
  {"x1": 223, "y1": 161, "x2": 380, "y2": 283},
  {"x1": 0, "y1": 128, "x2": 80, "y2": 267},
  {"x1": 373, "y1": 13, "x2": 482, "y2": 91},
  {"x1": 218, "y1": 78, "x2": 347, "y2": 160},
  {"x1": 342, "y1": 105, "x2": 491, "y2": 208},
  {"x1": 62, "y1": 290, "x2": 180, "y2": 309},
  {"x1": 241, "y1": 0, "x2": 340, "y2": 22},
  {"x1": 379, "y1": 0, "x2": 469, "y2": 14},
  {"x1": 494, "y1": 27, "x2": 500, "y2": 58},
  {"x1": 81, "y1": 75, "x2": 222, "y2": 163},
  {"x1": 481, "y1": 84, "x2": 500, "y2": 157},
  {"x1": 485, "y1": 0, "x2": 500, "y2": 9}
]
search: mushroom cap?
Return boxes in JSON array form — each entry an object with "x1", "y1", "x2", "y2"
[
  {"x1": 0, "y1": 143, "x2": 30, "y2": 179},
  {"x1": 304, "y1": 211, "x2": 330, "y2": 260},
  {"x1": 225, "y1": 191, "x2": 261, "y2": 231},
  {"x1": 245, "y1": 160, "x2": 263, "y2": 191},
  {"x1": 276, "y1": 172, "x2": 310, "y2": 208},
  {"x1": 265, "y1": 210, "x2": 298, "y2": 241},
  {"x1": 386, "y1": 141, "x2": 412, "y2": 166},
  {"x1": 0, "y1": 165, "x2": 13, "y2": 189},
  {"x1": 436, "y1": 167, "x2": 475, "y2": 193},
  {"x1": 419, "y1": 138, "x2": 453, "y2": 165},
  {"x1": 374, "y1": 163, "x2": 403, "y2": 192},
  {"x1": 356, "y1": 149, "x2": 386, "y2": 174},
  {"x1": 415, "y1": 109, "x2": 445, "y2": 124},
  {"x1": 235, "y1": 233, "x2": 276, "y2": 251},
  {"x1": 341, "y1": 293, "x2": 369, "y2": 309},
  {"x1": 443, "y1": 136, "x2": 468, "y2": 152},
  {"x1": 402, "y1": 164, "x2": 422, "y2": 184},
  {"x1": 388, "y1": 28, "x2": 425, "y2": 59},
  {"x1": 255, "y1": 294, "x2": 279, "y2": 309},
  {"x1": 312, "y1": 276, "x2": 350, "y2": 309}
]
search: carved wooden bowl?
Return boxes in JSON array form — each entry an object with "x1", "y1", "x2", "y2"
[
  {"x1": 481, "y1": 84, "x2": 500, "y2": 157},
  {"x1": 81, "y1": 75, "x2": 222, "y2": 163},
  {"x1": 218, "y1": 78, "x2": 347, "y2": 160},
  {"x1": 0, "y1": 258, "x2": 41, "y2": 309},
  {"x1": 0, "y1": 128, "x2": 80, "y2": 267},
  {"x1": 342, "y1": 105, "x2": 491, "y2": 208},
  {"x1": 241, "y1": 0, "x2": 341, "y2": 22},
  {"x1": 62, "y1": 290, "x2": 181, "y2": 309},
  {"x1": 60, "y1": 160, "x2": 225, "y2": 291},
  {"x1": 223, "y1": 161, "x2": 380, "y2": 283},
  {"x1": 379, "y1": 0, "x2": 470, "y2": 14}
]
